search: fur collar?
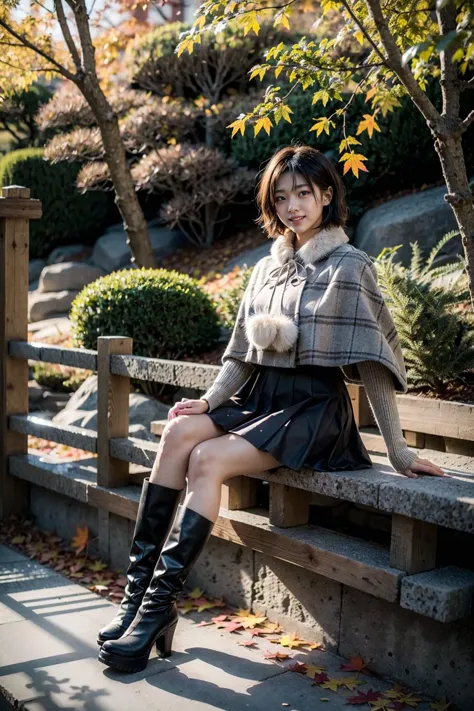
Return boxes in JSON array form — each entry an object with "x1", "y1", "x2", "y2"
[{"x1": 270, "y1": 225, "x2": 350, "y2": 267}]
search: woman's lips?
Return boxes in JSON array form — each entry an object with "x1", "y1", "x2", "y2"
[{"x1": 289, "y1": 216, "x2": 305, "y2": 223}]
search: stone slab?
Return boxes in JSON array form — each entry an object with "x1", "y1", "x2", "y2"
[
  {"x1": 0, "y1": 551, "x2": 442, "y2": 711},
  {"x1": 339, "y1": 584, "x2": 474, "y2": 710},
  {"x1": 0, "y1": 560, "x2": 72, "y2": 595},
  {"x1": 252, "y1": 552, "x2": 342, "y2": 651},
  {"x1": 0, "y1": 546, "x2": 29, "y2": 564},
  {"x1": 400, "y1": 565, "x2": 474, "y2": 622},
  {"x1": 377, "y1": 471, "x2": 474, "y2": 533}
]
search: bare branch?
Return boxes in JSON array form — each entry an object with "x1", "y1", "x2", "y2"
[
  {"x1": 0, "y1": 17, "x2": 77, "y2": 81},
  {"x1": 364, "y1": 0, "x2": 440, "y2": 126},
  {"x1": 436, "y1": 1, "x2": 461, "y2": 119},
  {"x1": 460, "y1": 78, "x2": 474, "y2": 91},
  {"x1": 65, "y1": 0, "x2": 96, "y2": 76},
  {"x1": 461, "y1": 109, "x2": 474, "y2": 132},
  {"x1": 55, "y1": 0, "x2": 83, "y2": 71}
]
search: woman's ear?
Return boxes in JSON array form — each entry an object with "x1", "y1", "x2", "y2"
[{"x1": 323, "y1": 186, "x2": 333, "y2": 205}]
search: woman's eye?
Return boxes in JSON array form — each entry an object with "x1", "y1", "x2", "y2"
[{"x1": 300, "y1": 190, "x2": 310, "y2": 196}]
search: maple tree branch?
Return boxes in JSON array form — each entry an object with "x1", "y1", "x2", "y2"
[
  {"x1": 0, "y1": 16, "x2": 76, "y2": 81},
  {"x1": 461, "y1": 109, "x2": 474, "y2": 132},
  {"x1": 55, "y1": 0, "x2": 82, "y2": 72},
  {"x1": 436, "y1": 0, "x2": 461, "y2": 119},
  {"x1": 460, "y1": 78, "x2": 474, "y2": 91},
  {"x1": 65, "y1": 0, "x2": 97, "y2": 78},
  {"x1": 338, "y1": 0, "x2": 387, "y2": 63},
  {"x1": 364, "y1": 0, "x2": 440, "y2": 126}
]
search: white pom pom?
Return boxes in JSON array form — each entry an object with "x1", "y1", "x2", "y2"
[
  {"x1": 246, "y1": 314, "x2": 278, "y2": 349},
  {"x1": 271, "y1": 315, "x2": 299, "y2": 352}
]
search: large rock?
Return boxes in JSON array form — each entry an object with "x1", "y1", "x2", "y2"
[
  {"x1": 28, "y1": 290, "x2": 80, "y2": 323},
  {"x1": 38, "y1": 261, "x2": 106, "y2": 293},
  {"x1": 354, "y1": 185, "x2": 460, "y2": 265},
  {"x1": 91, "y1": 221, "x2": 188, "y2": 273},
  {"x1": 53, "y1": 375, "x2": 169, "y2": 432},
  {"x1": 27, "y1": 316, "x2": 72, "y2": 341},
  {"x1": 47, "y1": 244, "x2": 90, "y2": 265},
  {"x1": 29, "y1": 259, "x2": 46, "y2": 283}
]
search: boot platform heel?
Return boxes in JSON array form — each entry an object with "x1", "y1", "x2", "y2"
[{"x1": 155, "y1": 620, "x2": 178, "y2": 658}]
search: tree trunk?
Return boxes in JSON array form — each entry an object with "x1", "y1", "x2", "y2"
[
  {"x1": 79, "y1": 79, "x2": 156, "y2": 269},
  {"x1": 434, "y1": 128, "x2": 474, "y2": 307}
]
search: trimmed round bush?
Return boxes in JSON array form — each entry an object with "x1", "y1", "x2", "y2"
[
  {"x1": 0, "y1": 147, "x2": 110, "y2": 259},
  {"x1": 70, "y1": 268, "x2": 222, "y2": 359}
]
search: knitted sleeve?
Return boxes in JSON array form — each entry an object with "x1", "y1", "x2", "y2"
[
  {"x1": 357, "y1": 360, "x2": 418, "y2": 472},
  {"x1": 201, "y1": 358, "x2": 256, "y2": 412}
]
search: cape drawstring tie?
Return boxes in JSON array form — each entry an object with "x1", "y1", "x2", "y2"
[{"x1": 249, "y1": 258, "x2": 307, "y2": 316}]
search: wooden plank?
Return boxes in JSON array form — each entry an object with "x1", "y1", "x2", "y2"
[
  {"x1": 390, "y1": 513, "x2": 438, "y2": 573},
  {"x1": 397, "y1": 394, "x2": 474, "y2": 441},
  {"x1": 9, "y1": 340, "x2": 97, "y2": 371},
  {"x1": 0, "y1": 197, "x2": 42, "y2": 219},
  {"x1": 9, "y1": 414, "x2": 97, "y2": 452},
  {"x1": 0, "y1": 188, "x2": 39, "y2": 518},
  {"x1": 269, "y1": 482, "x2": 310, "y2": 527},
  {"x1": 404, "y1": 431, "x2": 426, "y2": 448},
  {"x1": 347, "y1": 384, "x2": 375, "y2": 427},
  {"x1": 97, "y1": 336, "x2": 132, "y2": 489},
  {"x1": 214, "y1": 508, "x2": 403, "y2": 602},
  {"x1": 220, "y1": 476, "x2": 257, "y2": 511}
]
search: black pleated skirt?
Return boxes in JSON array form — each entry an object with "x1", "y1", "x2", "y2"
[{"x1": 206, "y1": 363, "x2": 373, "y2": 472}]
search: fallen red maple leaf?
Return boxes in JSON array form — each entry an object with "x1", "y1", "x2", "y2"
[
  {"x1": 346, "y1": 689, "x2": 382, "y2": 704},
  {"x1": 340, "y1": 655, "x2": 369, "y2": 672},
  {"x1": 288, "y1": 662, "x2": 307, "y2": 674}
]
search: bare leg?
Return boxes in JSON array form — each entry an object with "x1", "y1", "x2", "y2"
[
  {"x1": 149, "y1": 413, "x2": 225, "y2": 490},
  {"x1": 183, "y1": 432, "x2": 281, "y2": 522}
]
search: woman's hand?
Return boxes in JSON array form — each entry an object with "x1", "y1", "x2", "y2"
[
  {"x1": 168, "y1": 398, "x2": 209, "y2": 421},
  {"x1": 398, "y1": 456, "x2": 450, "y2": 479}
]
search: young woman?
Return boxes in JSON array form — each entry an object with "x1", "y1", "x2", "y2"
[{"x1": 98, "y1": 145, "x2": 446, "y2": 673}]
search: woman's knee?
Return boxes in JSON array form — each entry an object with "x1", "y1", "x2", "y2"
[
  {"x1": 160, "y1": 415, "x2": 202, "y2": 454},
  {"x1": 187, "y1": 440, "x2": 226, "y2": 486}
]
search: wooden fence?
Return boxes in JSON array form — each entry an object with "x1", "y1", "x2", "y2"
[{"x1": 1, "y1": 185, "x2": 473, "y2": 624}]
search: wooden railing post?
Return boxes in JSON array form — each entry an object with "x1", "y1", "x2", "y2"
[
  {"x1": 0, "y1": 186, "x2": 42, "y2": 519},
  {"x1": 97, "y1": 336, "x2": 133, "y2": 560},
  {"x1": 97, "y1": 336, "x2": 133, "y2": 488}
]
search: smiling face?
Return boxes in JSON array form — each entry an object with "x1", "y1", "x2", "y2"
[{"x1": 274, "y1": 171, "x2": 333, "y2": 241}]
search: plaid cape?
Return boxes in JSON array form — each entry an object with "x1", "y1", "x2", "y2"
[{"x1": 222, "y1": 241, "x2": 408, "y2": 393}]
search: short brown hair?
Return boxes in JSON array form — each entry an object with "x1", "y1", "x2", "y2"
[{"x1": 255, "y1": 144, "x2": 348, "y2": 237}]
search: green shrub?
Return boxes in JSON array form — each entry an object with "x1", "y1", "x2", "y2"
[
  {"x1": 215, "y1": 266, "x2": 254, "y2": 329},
  {"x1": 0, "y1": 147, "x2": 110, "y2": 259},
  {"x1": 373, "y1": 231, "x2": 474, "y2": 394},
  {"x1": 231, "y1": 81, "x2": 450, "y2": 219},
  {"x1": 32, "y1": 362, "x2": 90, "y2": 393},
  {"x1": 70, "y1": 268, "x2": 222, "y2": 360}
]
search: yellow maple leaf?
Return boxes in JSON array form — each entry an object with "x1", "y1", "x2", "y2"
[
  {"x1": 338, "y1": 676, "x2": 365, "y2": 690},
  {"x1": 306, "y1": 664, "x2": 327, "y2": 679},
  {"x1": 309, "y1": 116, "x2": 335, "y2": 136},
  {"x1": 240, "y1": 10, "x2": 260, "y2": 36},
  {"x1": 227, "y1": 116, "x2": 247, "y2": 137},
  {"x1": 356, "y1": 113, "x2": 381, "y2": 138},
  {"x1": 254, "y1": 116, "x2": 273, "y2": 137},
  {"x1": 188, "y1": 587, "x2": 205, "y2": 598},
  {"x1": 71, "y1": 525, "x2": 89, "y2": 554},
  {"x1": 430, "y1": 696, "x2": 452, "y2": 711},
  {"x1": 339, "y1": 136, "x2": 361, "y2": 151},
  {"x1": 232, "y1": 612, "x2": 267, "y2": 628},
  {"x1": 279, "y1": 632, "x2": 308, "y2": 649},
  {"x1": 320, "y1": 678, "x2": 343, "y2": 691},
  {"x1": 339, "y1": 152, "x2": 369, "y2": 178}
]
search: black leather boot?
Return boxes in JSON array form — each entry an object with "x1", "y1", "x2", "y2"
[
  {"x1": 97, "y1": 478, "x2": 183, "y2": 646},
  {"x1": 97, "y1": 504, "x2": 214, "y2": 673}
]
